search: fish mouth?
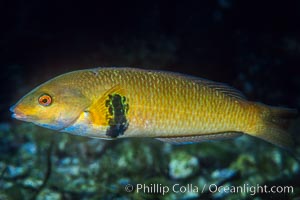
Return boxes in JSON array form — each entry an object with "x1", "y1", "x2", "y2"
[
  {"x1": 11, "y1": 113, "x2": 28, "y2": 121},
  {"x1": 10, "y1": 104, "x2": 32, "y2": 122}
]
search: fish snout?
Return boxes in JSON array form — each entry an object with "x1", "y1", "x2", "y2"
[
  {"x1": 9, "y1": 104, "x2": 16, "y2": 113},
  {"x1": 10, "y1": 104, "x2": 28, "y2": 120}
]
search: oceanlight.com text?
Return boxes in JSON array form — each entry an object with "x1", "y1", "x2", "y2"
[
  {"x1": 124, "y1": 183, "x2": 293, "y2": 196},
  {"x1": 208, "y1": 183, "x2": 293, "y2": 196}
]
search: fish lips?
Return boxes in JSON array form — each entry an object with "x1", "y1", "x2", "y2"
[
  {"x1": 10, "y1": 104, "x2": 31, "y2": 122},
  {"x1": 9, "y1": 104, "x2": 15, "y2": 113}
]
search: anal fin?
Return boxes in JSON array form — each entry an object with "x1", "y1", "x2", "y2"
[{"x1": 156, "y1": 132, "x2": 243, "y2": 145}]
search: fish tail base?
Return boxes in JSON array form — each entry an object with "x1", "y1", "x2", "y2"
[{"x1": 250, "y1": 103, "x2": 297, "y2": 150}]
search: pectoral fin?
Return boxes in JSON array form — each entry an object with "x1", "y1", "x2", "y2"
[
  {"x1": 87, "y1": 85, "x2": 129, "y2": 138},
  {"x1": 156, "y1": 132, "x2": 243, "y2": 144}
]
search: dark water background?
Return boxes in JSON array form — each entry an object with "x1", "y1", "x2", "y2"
[{"x1": 0, "y1": 1, "x2": 300, "y2": 199}]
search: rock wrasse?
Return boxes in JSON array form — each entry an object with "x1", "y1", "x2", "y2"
[{"x1": 10, "y1": 68, "x2": 297, "y2": 149}]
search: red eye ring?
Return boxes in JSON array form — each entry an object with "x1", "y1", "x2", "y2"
[{"x1": 38, "y1": 94, "x2": 52, "y2": 106}]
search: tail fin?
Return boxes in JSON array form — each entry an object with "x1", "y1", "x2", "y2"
[{"x1": 251, "y1": 103, "x2": 297, "y2": 150}]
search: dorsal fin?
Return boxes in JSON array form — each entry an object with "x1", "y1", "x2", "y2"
[
  {"x1": 203, "y1": 81, "x2": 246, "y2": 100},
  {"x1": 155, "y1": 70, "x2": 246, "y2": 100}
]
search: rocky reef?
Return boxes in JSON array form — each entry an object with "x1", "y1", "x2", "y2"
[{"x1": 0, "y1": 120, "x2": 299, "y2": 199}]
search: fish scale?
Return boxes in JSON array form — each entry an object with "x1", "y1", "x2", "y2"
[
  {"x1": 97, "y1": 69, "x2": 249, "y2": 137},
  {"x1": 55, "y1": 69, "x2": 261, "y2": 136},
  {"x1": 10, "y1": 67, "x2": 297, "y2": 149}
]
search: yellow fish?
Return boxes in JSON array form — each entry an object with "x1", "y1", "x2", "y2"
[{"x1": 10, "y1": 67, "x2": 297, "y2": 149}]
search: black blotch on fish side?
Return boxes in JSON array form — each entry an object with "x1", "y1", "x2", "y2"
[{"x1": 105, "y1": 94, "x2": 129, "y2": 138}]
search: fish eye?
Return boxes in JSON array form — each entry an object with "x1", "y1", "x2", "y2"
[{"x1": 38, "y1": 94, "x2": 52, "y2": 106}]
